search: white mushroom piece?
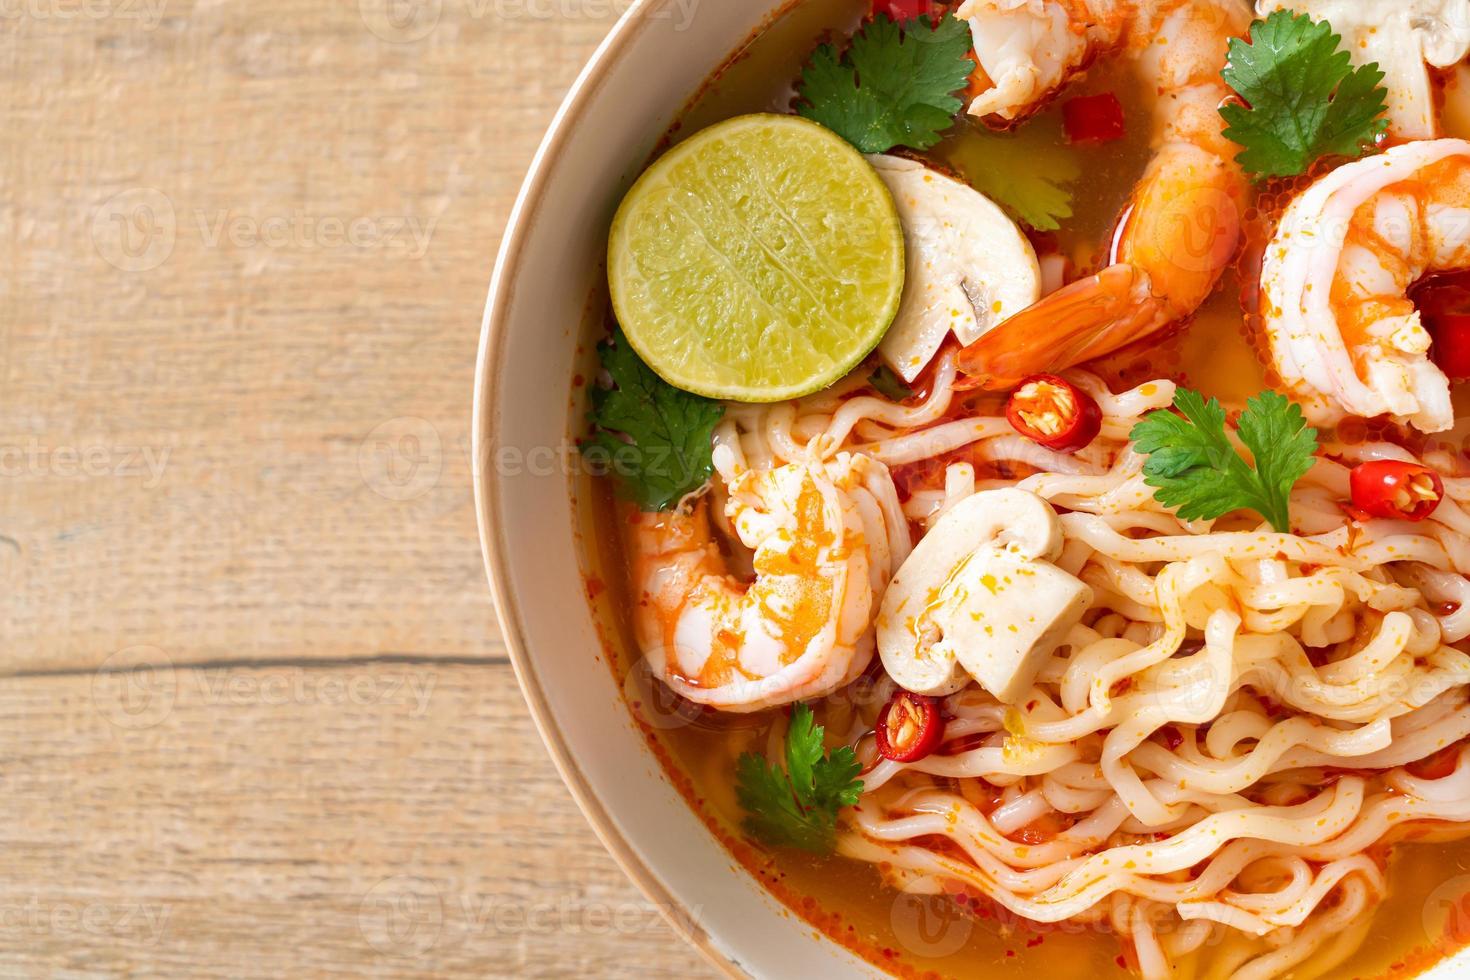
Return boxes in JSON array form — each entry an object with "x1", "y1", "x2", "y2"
[
  {"x1": 877, "y1": 489, "x2": 1092, "y2": 704},
  {"x1": 868, "y1": 154, "x2": 1042, "y2": 383},
  {"x1": 1258, "y1": 0, "x2": 1470, "y2": 140}
]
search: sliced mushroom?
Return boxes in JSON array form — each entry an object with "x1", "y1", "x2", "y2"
[
  {"x1": 877, "y1": 489, "x2": 1091, "y2": 703},
  {"x1": 1259, "y1": 0, "x2": 1470, "y2": 139},
  {"x1": 868, "y1": 154, "x2": 1041, "y2": 383}
]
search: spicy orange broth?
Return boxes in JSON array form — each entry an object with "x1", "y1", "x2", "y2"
[{"x1": 571, "y1": 2, "x2": 1470, "y2": 976}]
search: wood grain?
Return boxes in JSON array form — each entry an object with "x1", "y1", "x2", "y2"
[
  {"x1": 0, "y1": 0, "x2": 620, "y2": 671},
  {"x1": 0, "y1": 1, "x2": 720, "y2": 974},
  {"x1": 0, "y1": 662, "x2": 713, "y2": 977}
]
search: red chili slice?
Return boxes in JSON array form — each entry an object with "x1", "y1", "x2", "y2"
[
  {"x1": 1062, "y1": 93, "x2": 1126, "y2": 144},
  {"x1": 1410, "y1": 270, "x2": 1470, "y2": 381},
  {"x1": 875, "y1": 691, "x2": 944, "y2": 763},
  {"x1": 872, "y1": 0, "x2": 935, "y2": 22},
  {"x1": 1348, "y1": 460, "x2": 1445, "y2": 522},
  {"x1": 1005, "y1": 374, "x2": 1102, "y2": 453}
]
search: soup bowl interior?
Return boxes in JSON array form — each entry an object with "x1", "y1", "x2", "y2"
[
  {"x1": 473, "y1": 1, "x2": 1470, "y2": 977},
  {"x1": 474, "y1": 0, "x2": 880, "y2": 976}
]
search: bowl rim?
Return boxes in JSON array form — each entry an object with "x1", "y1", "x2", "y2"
[{"x1": 471, "y1": 3, "x2": 748, "y2": 977}]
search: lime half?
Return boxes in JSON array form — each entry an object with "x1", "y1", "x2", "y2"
[{"x1": 608, "y1": 114, "x2": 905, "y2": 403}]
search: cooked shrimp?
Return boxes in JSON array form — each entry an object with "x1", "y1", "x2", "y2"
[
  {"x1": 954, "y1": 0, "x2": 1252, "y2": 389},
  {"x1": 959, "y1": 0, "x2": 1130, "y2": 123},
  {"x1": 630, "y1": 447, "x2": 909, "y2": 712},
  {"x1": 1262, "y1": 140, "x2": 1470, "y2": 434}
]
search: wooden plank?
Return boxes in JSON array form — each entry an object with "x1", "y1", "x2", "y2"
[
  {"x1": 0, "y1": 0, "x2": 619, "y2": 671},
  {"x1": 0, "y1": 660, "x2": 717, "y2": 977},
  {"x1": 0, "y1": 1, "x2": 726, "y2": 974}
]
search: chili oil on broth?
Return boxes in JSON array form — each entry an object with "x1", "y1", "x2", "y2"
[{"x1": 573, "y1": 6, "x2": 1470, "y2": 979}]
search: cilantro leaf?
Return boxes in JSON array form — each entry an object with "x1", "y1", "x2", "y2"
[
  {"x1": 1220, "y1": 11, "x2": 1389, "y2": 180},
  {"x1": 795, "y1": 13, "x2": 975, "y2": 154},
  {"x1": 583, "y1": 329, "x2": 724, "y2": 511},
  {"x1": 1130, "y1": 389, "x2": 1318, "y2": 532},
  {"x1": 941, "y1": 115, "x2": 1080, "y2": 231},
  {"x1": 868, "y1": 365, "x2": 914, "y2": 401},
  {"x1": 1236, "y1": 391, "x2": 1320, "y2": 524},
  {"x1": 736, "y1": 703, "x2": 863, "y2": 854}
]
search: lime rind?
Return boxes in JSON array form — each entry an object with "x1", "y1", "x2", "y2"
[{"x1": 608, "y1": 113, "x2": 905, "y2": 403}]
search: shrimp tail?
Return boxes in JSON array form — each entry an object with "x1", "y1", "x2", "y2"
[
  {"x1": 954, "y1": 264, "x2": 1161, "y2": 390},
  {"x1": 956, "y1": 139, "x2": 1246, "y2": 391}
]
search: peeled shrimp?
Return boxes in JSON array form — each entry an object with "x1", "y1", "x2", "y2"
[
  {"x1": 959, "y1": 0, "x2": 1131, "y2": 123},
  {"x1": 630, "y1": 448, "x2": 909, "y2": 713},
  {"x1": 955, "y1": 0, "x2": 1252, "y2": 389},
  {"x1": 1261, "y1": 139, "x2": 1470, "y2": 434}
]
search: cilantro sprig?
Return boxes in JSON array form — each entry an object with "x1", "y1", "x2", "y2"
[
  {"x1": 583, "y1": 329, "x2": 724, "y2": 512},
  {"x1": 1220, "y1": 11, "x2": 1389, "y2": 180},
  {"x1": 736, "y1": 703, "x2": 863, "y2": 854},
  {"x1": 795, "y1": 13, "x2": 974, "y2": 154},
  {"x1": 1130, "y1": 389, "x2": 1318, "y2": 533}
]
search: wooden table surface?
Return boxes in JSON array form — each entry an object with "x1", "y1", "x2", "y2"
[{"x1": 0, "y1": 2, "x2": 716, "y2": 975}]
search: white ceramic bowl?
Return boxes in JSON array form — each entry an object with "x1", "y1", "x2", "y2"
[{"x1": 472, "y1": 2, "x2": 1470, "y2": 977}]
